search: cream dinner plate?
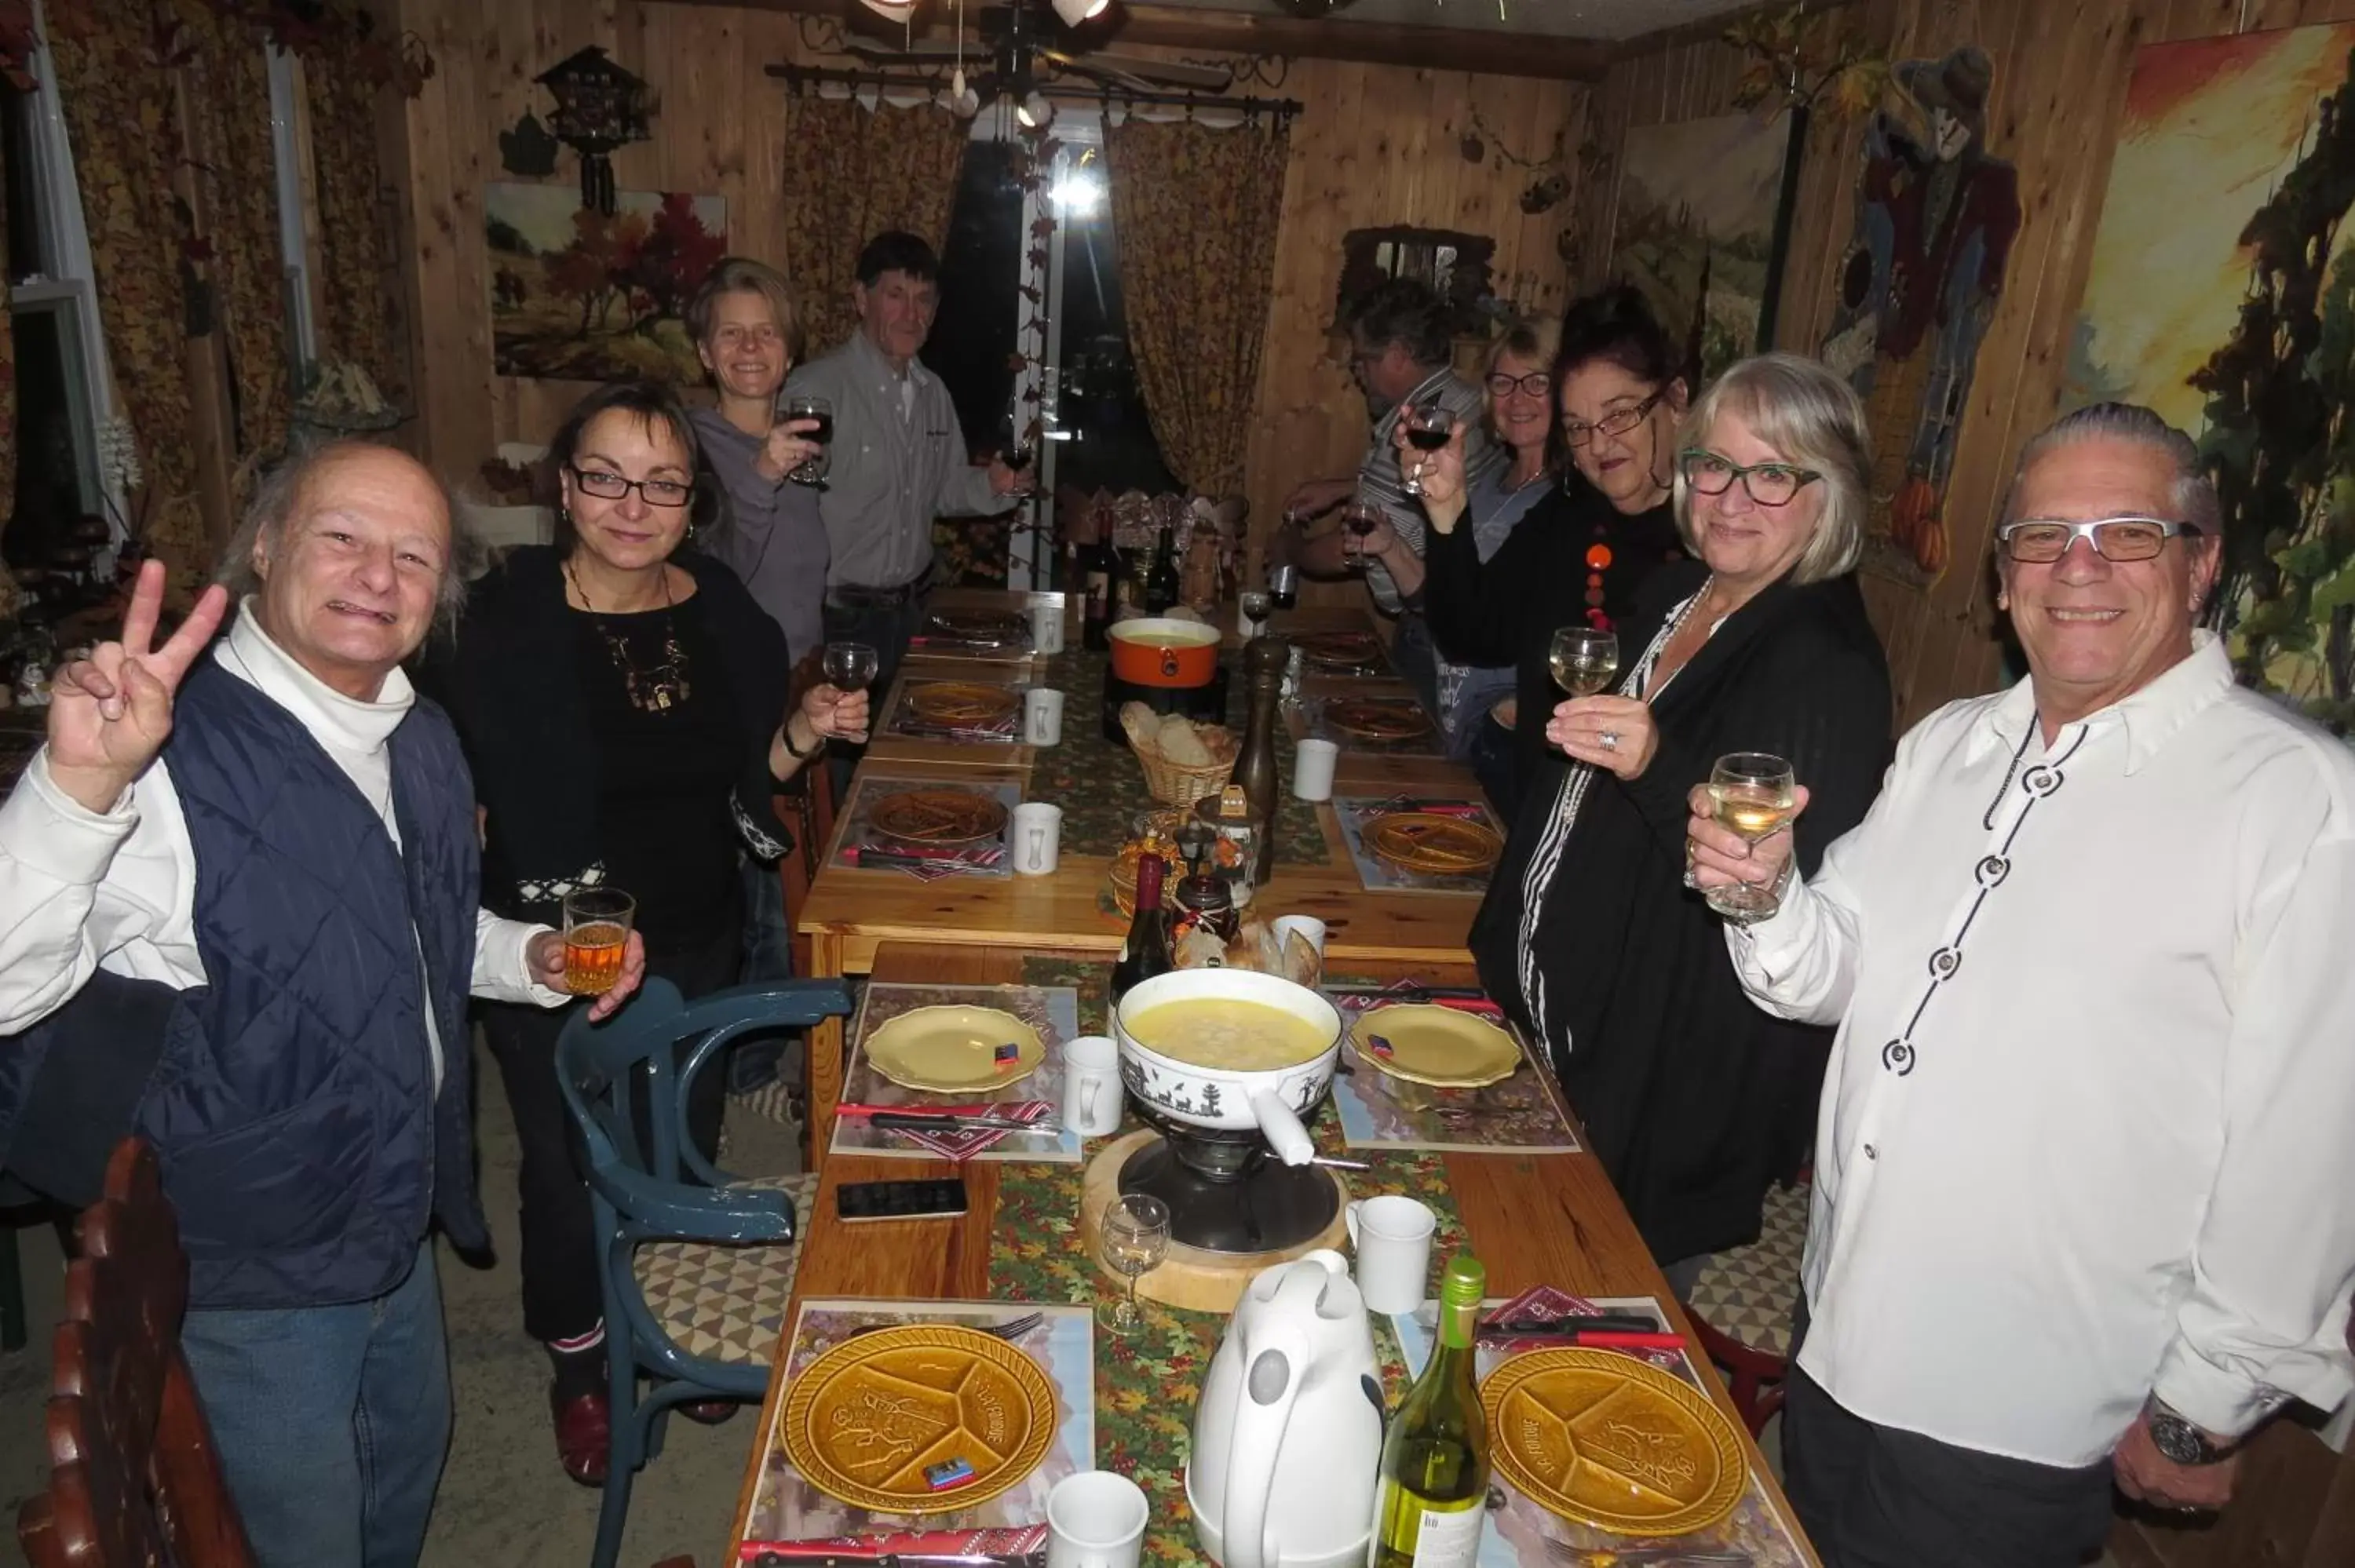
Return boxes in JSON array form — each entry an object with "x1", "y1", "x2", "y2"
[
  {"x1": 865, "y1": 1005, "x2": 1047, "y2": 1093},
  {"x1": 1348, "y1": 1004, "x2": 1522, "y2": 1088}
]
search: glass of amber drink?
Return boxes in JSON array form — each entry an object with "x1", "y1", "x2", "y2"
[{"x1": 561, "y1": 888, "x2": 636, "y2": 997}]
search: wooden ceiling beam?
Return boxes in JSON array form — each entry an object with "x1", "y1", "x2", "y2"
[{"x1": 668, "y1": 0, "x2": 1610, "y2": 82}]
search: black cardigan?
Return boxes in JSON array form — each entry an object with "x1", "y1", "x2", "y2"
[
  {"x1": 1471, "y1": 559, "x2": 1893, "y2": 1265},
  {"x1": 1421, "y1": 480, "x2": 1686, "y2": 793},
  {"x1": 428, "y1": 545, "x2": 795, "y2": 926}
]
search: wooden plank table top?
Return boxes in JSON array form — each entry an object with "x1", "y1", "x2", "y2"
[
  {"x1": 728, "y1": 941, "x2": 1820, "y2": 1567},
  {"x1": 797, "y1": 591, "x2": 1484, "y2": 1158}
]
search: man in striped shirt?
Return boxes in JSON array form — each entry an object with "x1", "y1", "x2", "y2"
[{"x1": 1280, "y1": 277, "x2": 1498, "y2": 712}]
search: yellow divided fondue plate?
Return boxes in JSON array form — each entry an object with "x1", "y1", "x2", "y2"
[
  {"x1": 1347, "y1": 1005, "x2": 1522, "y2": 1088},
  {"x1": 865, "y1": 1005, "x2": 1046, "y2": 1092},
  {"x1": 780, "y1": 1325, "x2": 1060, "y2": 1514},
  {"x1": 1481, "y1": 1347, "x2": 1746, "y2": 1537}
]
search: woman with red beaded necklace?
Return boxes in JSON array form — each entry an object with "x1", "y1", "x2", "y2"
[{"x1": 1415, "y1": 286, "x2": 1692, "y2": 806}]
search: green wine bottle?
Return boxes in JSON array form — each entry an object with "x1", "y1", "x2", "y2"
[{"x1": 1371, "y1": 1253, "x2": 1491, "y2": 1567}]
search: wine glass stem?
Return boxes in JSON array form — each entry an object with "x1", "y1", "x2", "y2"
[{"x1": 1126, "y1": 1270, "x2": 1141, "y2": 1322}]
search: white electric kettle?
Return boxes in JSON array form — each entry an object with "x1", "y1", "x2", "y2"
[{"x1": 1185, "y1": 1249, "x2": 1384, "y2": 1568}]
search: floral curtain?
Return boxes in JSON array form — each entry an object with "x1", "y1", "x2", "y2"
[
  {"x1": 185, "y1": 9, "x2": 291, "y2": 502},
  {"x1": 305, "y1": 29, "x2": 407, "y2": 402},
  {"x1": 777, "y1": 97, "x2": 967, "y2": 359},
  {"x1": 46, "y1": 0, "x2": 209, "y2": 585},
  {"x1": 1104, "y1": 116, "x2": 1291, "y2": 495}
]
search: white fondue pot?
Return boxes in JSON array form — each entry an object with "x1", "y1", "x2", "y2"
[{"x1": 1111, "y1": 970, "x2": 1342, "y2": 1167}]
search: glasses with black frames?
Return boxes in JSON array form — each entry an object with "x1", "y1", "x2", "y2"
[
  {"x1": 1486, "y1": 370, "x2": 1554, "y2": 399},
  {"x1": 569, "y1": 466, "x2": 694, "y2": 509},
  {"x1": 1678, "y1": 449, "x2": 1821, "y2": 507}
]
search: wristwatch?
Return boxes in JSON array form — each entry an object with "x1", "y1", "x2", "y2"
[{"x1": 2148, "y1": 1402, "x2": 2236, "y2": 1466}]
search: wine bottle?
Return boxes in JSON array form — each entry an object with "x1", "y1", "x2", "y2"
[
  {"x1": 1144, "y1": 524, "x2": 1180, "y2": 615},
  {"x1": 1082, "y1": 539, "x2": 1115, "y2": 651},
  {"x1": 1371, "y1": 1253, "x2": 1491, "y2": 1568},
  {"x1": 1110, "y1": 855, "x2": 1173, "y2": 1003},
  {"x1": 1232, "y1": 637, "x2": 1286, "y2": 887}
]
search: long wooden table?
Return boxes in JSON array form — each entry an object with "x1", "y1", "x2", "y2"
[
  {"x1": 797, "y1": 591, "x2": 1488, "y2": 1155},
  {"x1": 728, "y1": 941, "x2": 1821, "y2": 1566}
]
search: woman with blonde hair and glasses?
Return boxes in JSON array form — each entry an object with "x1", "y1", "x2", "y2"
[{"x1": 1418, "y1": 351, "x2": 1893, "y2": 1297}]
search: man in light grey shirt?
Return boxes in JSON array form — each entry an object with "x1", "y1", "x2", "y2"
[
  {"x1": 783, "y1": 231, "x2": 1029, "y2": 707},
  {"x1": 1278, "y1": 277, "x2": 1495, "y2": 713}
]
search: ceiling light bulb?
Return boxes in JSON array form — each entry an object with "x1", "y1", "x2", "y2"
[
  {"x1": 1017, "y1": 89, "x2": 1053, "y2": 129},
  {"x1": 860, "y1": 0, "x2": 918, "y2": 18},
  {"x1": 949, "y1": 67, "x2": 980, "y2": 119},
  {"x1": 1051, "y1": 0, "x2": 1110, "y2": 24}
]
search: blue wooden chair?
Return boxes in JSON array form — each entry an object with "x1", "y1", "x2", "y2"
[{"x1": 556, "y1": 977, "x2": 853, "y2": 1568}]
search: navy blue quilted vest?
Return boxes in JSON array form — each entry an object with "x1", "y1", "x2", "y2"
[{"x1": 0, "y1": 659, "x2": 487, "y2": 1309}]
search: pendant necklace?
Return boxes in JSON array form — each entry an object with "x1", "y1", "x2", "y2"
[{"x1": 568, "y1": 557, "x2": 691, "y2": 713}]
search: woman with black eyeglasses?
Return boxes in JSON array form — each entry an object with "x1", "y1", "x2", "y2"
[
  {"x1": 1415, "y1": 286, "x2": 1692, "y2": 806},
  {"x1": 1418, "y1": 350, "x2": 1892, "y2": 1303},
  {"x1": 432, "y1": 380, "x2": 865, "y2": 1486}
]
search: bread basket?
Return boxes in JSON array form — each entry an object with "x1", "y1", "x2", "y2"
[{"x1": 1136, "y1": 746, "x2": 1237, "y2": 808}]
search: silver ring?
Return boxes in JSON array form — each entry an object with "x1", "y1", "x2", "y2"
[{"x1": 1600, "y1": 731, "x2": 1619, "y2": 750}]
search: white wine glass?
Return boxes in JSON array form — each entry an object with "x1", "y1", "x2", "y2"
[
  {"x1": 1099, "y1": 1192, "x2": 1170, "y2": 1336},
  {"x1": 1548, "y1": 626, "x2": 1619, "y2": 697},
  {"x1": 1705, "y1": 752, "x2": 1799, "y2": 924}
]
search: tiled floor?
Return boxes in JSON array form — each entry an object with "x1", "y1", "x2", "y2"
[{"x1": 0, "y1": 1038, "x2": 805, "y2": 1568}]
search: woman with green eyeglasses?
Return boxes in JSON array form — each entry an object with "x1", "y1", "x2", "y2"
[
  {"x1": 433, "y1": 380, "x2": 865, "y2": 1483},
  {"x1": 1453, "y1": 352, "x2": 1893, "y2": 1301}
]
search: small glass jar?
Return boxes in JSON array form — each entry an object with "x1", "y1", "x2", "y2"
[
  {"x1": 1188, "y1": 785, "x2": 1261, "y2": 910},
  {"x1": 1172, "y1": 869, "x2": 1240, "y2": 949}
]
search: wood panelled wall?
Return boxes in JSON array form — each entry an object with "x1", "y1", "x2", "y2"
[
  {"x1": 386, "y1": 0, "x2": 1587, "y2": 567},
  {"x1": 1583, "y1": 0, "x2": 2355, "y2": 727},
  {"x1": 1239, "y1": 61, "x2": 1588, "y2": 600}
]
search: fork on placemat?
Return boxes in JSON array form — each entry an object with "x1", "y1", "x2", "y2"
[
  {"x1": 1546, "y1": 1544, "x2": 1752, "y2": 1566},
  {"x1": 845, "y1": 1311, "x2": 1046, "y2": 1343}
]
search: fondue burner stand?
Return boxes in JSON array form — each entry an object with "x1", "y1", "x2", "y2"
[
  {"x1": 1080, "y1": 1127, "x2": 1350, "y2": 1314},
  {"x1": 1122, "y1": 1110, "x2": 1340, "y2": 1254}
]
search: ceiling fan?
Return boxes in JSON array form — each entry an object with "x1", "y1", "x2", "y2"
[{"x1": 843, "y1": 0, "x2": 1238, "y2": 115}]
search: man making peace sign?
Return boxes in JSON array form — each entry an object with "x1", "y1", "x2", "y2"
[{"x1": 0, "y1": 442, "x2": 644, "y2": 1567}]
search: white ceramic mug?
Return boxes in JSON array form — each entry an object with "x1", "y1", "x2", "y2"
[
  {"x1": 1345, "y1": 1194, "x2": 1437, "y2": 1315},
  {"x1": 1030, "y1": 600, "x2": 1067, "y2": 655},
  {"x1": 1047, "y1": 1469, "x2": 1148, "y2": 1568},
  {"x1": 1060, "y1": 1034, "x2": 1123, "y2": 1137},
  {"x1": 1025, "y1": 687, "x2": 1067, "y2": 746},
  {"x1": 1012, "y1": 801, "x2": 1064, "y2": 876},
  {"x1": 1291, "y1": 738, "x2": 1340, "y2": 802},
  {"x1": 1271, "y1": 914, "x2": 1327, "y2": 959}
]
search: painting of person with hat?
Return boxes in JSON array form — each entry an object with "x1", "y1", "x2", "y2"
[{"x1": 1822, "y1": 43, "x2": 2022, "y2": 585}]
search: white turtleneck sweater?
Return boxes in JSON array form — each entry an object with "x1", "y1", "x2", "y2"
[{"x1": 0, "y1": 605, "x2": 564, "y2": 1079}]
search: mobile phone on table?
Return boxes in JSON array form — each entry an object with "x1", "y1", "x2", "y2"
[{"x1": 835, "y1": 1178, "x2": 970, "y2": 1223}]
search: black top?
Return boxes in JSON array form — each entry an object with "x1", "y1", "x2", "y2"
[
  {"x1": 427, "y1": 545, "x2": 795, "y2": 946},
  {"x1": 578, "y1": 600, "x2": 745, "y2": 946},
  {"x1": 1421, "y1": 480, "x2": 1686, "y2": 793},
  {"x1": 1470, "y1": 560, "x2": 1893, "y2": 1265}
]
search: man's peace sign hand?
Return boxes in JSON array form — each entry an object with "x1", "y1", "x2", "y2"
[{"x1": 46, "y1": 560, "x2": 231, "y2": 814}]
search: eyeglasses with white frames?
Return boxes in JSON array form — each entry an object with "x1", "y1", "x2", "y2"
[{"x1": 1995, "y1": 516, "x2": 2202, "y2": 563}]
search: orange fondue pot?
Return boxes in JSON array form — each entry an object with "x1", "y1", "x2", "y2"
[{"x1": 1108, "y1": 618, "x2": 1221, "y2": 688}]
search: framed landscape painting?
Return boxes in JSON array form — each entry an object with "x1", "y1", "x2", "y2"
[
  {"x1": 1608, "y1": 112, "x2": 1802, "y2": 384},
  {"x1": 485, "y1": 182, "x2": 728, "y2": 383},
  {"x1": 2067, "y1": 24, "x2": 2355, "y2": 738}
]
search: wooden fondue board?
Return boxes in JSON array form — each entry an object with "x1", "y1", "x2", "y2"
[{"x1": 1079, "y1": 1129, "x2": 1349, "y2": 1314}]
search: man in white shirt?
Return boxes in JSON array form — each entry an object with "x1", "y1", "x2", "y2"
[
  {"x1": 0, "y1": 443, "x2": 645, "y2": 1567},
  {"x1": 1685, "y1": 403, "x2": 2355, "y2": 1566}
]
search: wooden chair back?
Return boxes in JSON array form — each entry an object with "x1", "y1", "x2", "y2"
[{"x1": 16, "y1": 1139, "x2": 254, "y2": 1568}]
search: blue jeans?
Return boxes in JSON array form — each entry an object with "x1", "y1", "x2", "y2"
[{"x1": 180, "y1": 1245, "x2": 451, "y2": 1568}]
